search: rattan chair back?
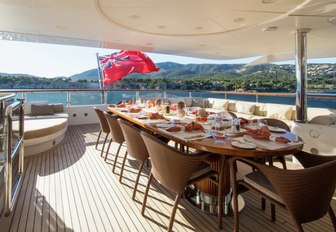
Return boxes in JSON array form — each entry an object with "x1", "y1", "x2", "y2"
[
  {"x1": 118, "y1": 119, "x2": 148, "y2": 162},
  {"x1": 140, "y1": 131, "x2": 208, "y2": 194},
  {"x1": 94, "y1": 107, "x2": 110, "y2": 133},
  {"x1": 104, "y1": 112, "x2": 125, "y2": 144},
  {"x1": 252, "y1": 158, "x2": 336, "y2": 225}
]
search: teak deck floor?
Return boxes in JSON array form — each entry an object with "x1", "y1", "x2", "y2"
[{"x1": 0, "y1": 124, "x2": 334, "y2": 232}]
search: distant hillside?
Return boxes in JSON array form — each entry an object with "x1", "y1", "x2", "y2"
[
  {"x1": 70, "y1": 69, "x2": 99, "y2": 82},
  {"x1": 69, "y1": 62, "x2": 246, "y2": 81}
]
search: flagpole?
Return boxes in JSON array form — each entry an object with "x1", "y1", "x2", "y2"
[{"x1": 96, "y1": 52, "x2": 106, "y2": 104}]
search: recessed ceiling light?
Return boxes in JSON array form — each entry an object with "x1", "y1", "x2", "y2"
[
  {"x1": 146, "y1": 42, "x2": 153, "y2": 46},
  {"x1": 233, "y1": 18, "x2": 245, "y2": 23},
  {"x1": 328, "y1": 17, "x2": 336, "y2": 26},
  {"x1": 199, "y1": 44, "x2": 207, "y2": 47},
  {"x1": 56, "y1": 25, "x2": 67, "y2": 30},
  {"x1": 194, "y1": 26, "x2": 203, "y2": 30},
  {"x1": 157, "y1": 25, "x2": 166, "y2": 29},
  {"x1": 262, "y1": 26, "x2": 278, "y2": 32},
  {"x1": 129, "y1": 15, "x2": 140, "y2": 20},
  {"x1": 262, "y1": 0, "x2": 278, "y2": 4}
]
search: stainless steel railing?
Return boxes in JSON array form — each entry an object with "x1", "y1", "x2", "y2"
[{"x1": 3, "y1": 100, "x2": 24, "y2": 216}]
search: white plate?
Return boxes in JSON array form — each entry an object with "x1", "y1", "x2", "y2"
[
  {"x1": 269, "y1": 127, "x2": 287, "y2": 133},
  {"x1": 156, "y1": 123, "x2": 171, "y2": 128},
  {"x1": 231, "y1": 141, "x2": 257, "y2": 149}
]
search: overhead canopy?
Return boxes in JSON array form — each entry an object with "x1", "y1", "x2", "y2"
[{"x1": 0, "y1": 0, "x2": 335, "y2": 62}]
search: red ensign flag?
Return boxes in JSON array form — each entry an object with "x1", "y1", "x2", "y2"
[{"x1": 99, "y1": 50, "x2": 160, "y2": 86}]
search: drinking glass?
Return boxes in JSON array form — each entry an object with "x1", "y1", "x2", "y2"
[{"x1": 257, "y1": 119, "x2": 267, "y2": 128}]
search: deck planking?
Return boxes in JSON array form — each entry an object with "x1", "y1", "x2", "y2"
[{"x1": 0, "y1": 123, "x2": 335, "y2": 232}]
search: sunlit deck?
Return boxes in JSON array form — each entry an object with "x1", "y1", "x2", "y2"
[{"x1": 0, "y1": 124, "x2": 334, "y2": 232}]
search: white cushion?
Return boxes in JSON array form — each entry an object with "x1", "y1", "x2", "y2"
[
  {"x1": 310, "y1": 114, "x2": 336, "y2": 125},
  {"x1": 192, "y1": 98, "x2": 208, "y2": 107},
  {"x1": 24, "y1": 101, "x2": 48, "y2": 115},
  {"x1": 212, "y1": 99, "x2": 229, "y2": 110},
  {"x1": 184, "y1": 98, "x2": 193, "y2": 107},
  {"x1": 168, "y1": 98, "x2": 185, "y2": 105},
  {"x1": 236, "y1": 102, "x2": 256, "y2": 115},
  {"x1": 266, "y1": 104, "x2": 293, "y2": 120}
]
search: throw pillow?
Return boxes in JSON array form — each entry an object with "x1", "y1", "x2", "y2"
[
  {"x1": 266, "y1": 104, "x2": 293, "y2": 120},
  {"x1": 31, "y1": 104, "x2": 54, "y2": 116},
  {"x1": 236, "y1": 102, "x2": 256, "y2": 115}
]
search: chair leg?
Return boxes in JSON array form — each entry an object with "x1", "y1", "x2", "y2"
[
  {"x1": 104, "y1": 139, "x2": 113, "y2": 161},
  {"x1": 95, "y1": 131, "x2": 102, "y2": 149},
  {"x1": 329, "y1": 206, "x2": 336, "y2": 230},
  {"x1": 112, "y1": 143, "x2": 123, "y2": 173},
  {"x1": 217, "y1": 156, "x2": 226, "y2": 230},
  {"x1": 279, "y1": 156, "x2": 287, "y2": 169},
  {"x1": 100, "y1": 133, "x2": 109, "y2": 157},
  {"x1": 132, "y1": 160, "x2": 146, "y2": 200},
  {"x1": 230, "y1": 158, "x2": 239, "y2": 232},
  {"x1": 119, "y1": 151, "x2": 128, "y2": 182},
  {"x1": 142, "y1": 173, "x2": 153, "y2": 216},
  {"x1": 167, "y1": 193, "x2": 182, "y2": 232}
]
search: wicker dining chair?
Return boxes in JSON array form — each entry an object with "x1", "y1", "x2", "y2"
[
  {"x1": 93, "y1": 107, "x2": 110, "y2": 157},
  {"x1": 262, "y1": 118, "x2": 291, "y2": 168},
  {"x1": 103, "y1": 112, "x2": 126, "y2": 172},
  {"x1": 140, "y1": 131, "x2": 222, "y2": 232},
  {"x1": 118, "y1": 119, "x2": 149, "y2": 200},
  {"x1": 230, "y1": 153, "x2": 336, "y2": 232}
]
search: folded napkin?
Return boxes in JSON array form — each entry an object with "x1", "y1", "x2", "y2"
[
  {"x1": 166, "y1": 125, "x2": 181, "y2": 132},
  {"x1": 245, "y1": 126, "x2": 271, "y2": 140},
  {"x1": 149, "y1": 112, "x2": 165, "y2": 120},
  {"x1": 239, "y1": 117, "x2": 257, "y2": 125},
  {"x1": 274, "y1": 136, "x2": 291, "y2": 143},
  {"x1": 170, "y1": 104, "x2": 177, "y2": 111},
  {"x1": 108, "y1": 104, "x2": 116, "y2": 108},
  {"x1": 185, "y1": 122, "x2": 204, "y2": 132},
  {"x1": 129, "y1": 108, "x2": 142, "y2": 113},
  {"x1": 196, "y1": 116, "x2": 208, "y2": 122},
  {"x1": 117, "y1": 103, "x2": 127, "y2": 108}
]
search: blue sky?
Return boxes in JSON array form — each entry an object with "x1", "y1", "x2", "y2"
[{"x1": 0, "y1": 40, "x2": 335, "y2": 78}]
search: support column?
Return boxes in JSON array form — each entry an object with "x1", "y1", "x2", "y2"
[{"x1": 295, "y1": 29, "x2": 310, "y2": 123}]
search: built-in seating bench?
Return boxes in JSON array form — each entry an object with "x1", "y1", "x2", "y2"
[{"x1": 23, "y1": 102, "x2": 68, "y2": 156}]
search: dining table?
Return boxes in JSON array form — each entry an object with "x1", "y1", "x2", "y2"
[{"x1": 108, "y1": 104, "x2": 304, "y2": 219}]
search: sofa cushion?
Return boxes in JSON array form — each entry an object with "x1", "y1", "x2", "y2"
[
  {"x1": 31, "y1": 104, "x2": 54, "y2": 116},
  {"x1": 212, "y1": 99, "x2": 229, "y2": 110},
  {"x1": 168, "y1": 98, "x2": 185, "y2": 105},
  {"x1": 235, "y1": 101, "x2": 256, "y2": 115},
  {"x1": 184, "y1": 98, "x2": 193, "y2": 107},
  {"x1": 310, "y1": 114, "x2": 336, "y2": 125},
  {"x1": 24, "y1": 101, "x2": 48, "y2": 115},
  {"x1": 266, "y1": 104, "x2": 293, "y2": 120},
  {"x1": 192, "y1": 98, "x2": 208, "y2": 108},
  {"x1": 53, "y1": 103, "x2": 64, "y2": 113}
]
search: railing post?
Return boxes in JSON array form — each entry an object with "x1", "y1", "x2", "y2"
[
  {"x1": 136, "y1": 91, "x2": 140, "y2": 100},
  {"x1": 189, "y1": 92, "x2": 192, "y2": 98},
  {"x1": 163, "y1": 91, "x2": 167, "y2": 99},
  {"x1": 67, "y1": 91, "x2": 71, "y2": 107},
  {"x1": 256, "y1": 94, "x2": 259, "y2": 103}
]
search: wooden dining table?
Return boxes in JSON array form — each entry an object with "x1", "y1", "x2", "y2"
[{"x1": 108, "y1": 105, "x2": 303, "y2": 219}]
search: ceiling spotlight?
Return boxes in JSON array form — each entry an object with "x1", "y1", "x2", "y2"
[
  {"x1": 262, "y1": 0, "x2": 278, "y2": 4},
  {"x1": 194, "y1": 26, "x2": 203, "y2": 30},
  {"x1": 157, "y1": 25, "x2": 166, "y2": 29},
  {"x1": 233, "y1": 18, "x2": 245, "y2": 23},
  {"x1": 328, "y1": 17, "x2": 336, "y2": 26},
  {"x1": 262, "y1": 26, "x2": 278, "y2": 32},
  {"x1": 129, "y1": 15, "x2": 140, "y2": 20}
]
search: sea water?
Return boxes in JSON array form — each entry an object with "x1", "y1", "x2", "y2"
[{"x1": 17, "y1": 90, "x2": 336, "y2": 109}]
